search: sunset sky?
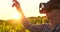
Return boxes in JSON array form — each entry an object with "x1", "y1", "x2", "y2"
[{"x1": 0, "y1": 0, "x2": 49, "y2": 20}]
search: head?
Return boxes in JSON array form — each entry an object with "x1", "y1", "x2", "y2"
[{"x1": 39, "y1": 0, "x2": 60, "y2": 27}]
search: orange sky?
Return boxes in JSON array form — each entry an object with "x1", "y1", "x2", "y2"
[{"x1": 0, "y1": 0, "x2": 49, "y2": 20}]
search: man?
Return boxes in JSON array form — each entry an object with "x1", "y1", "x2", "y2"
[
  {"x1": 40, "y1": 0, "x2": 60, "y2": 32},
  {"x1": 12, "y1": 0, "x2": 51, "y2": 32}
]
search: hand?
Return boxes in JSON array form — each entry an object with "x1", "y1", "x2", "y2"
[{"x1": 12, "y1": 0, "x2": 20, "y2": 10}]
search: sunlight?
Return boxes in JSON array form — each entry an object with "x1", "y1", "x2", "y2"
[
  {"x1": 12, "y1": 13, "x2": 20, "y2": 19},
  {"x1": 39, "y1": 14, "x2": 46, "y2": 17}
]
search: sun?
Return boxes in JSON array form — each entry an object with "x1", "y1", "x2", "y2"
[{"x1": 12, "y1": 13, "x2": 21, "y2": 19}]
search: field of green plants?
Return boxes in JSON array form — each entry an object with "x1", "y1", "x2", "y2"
[
  {"x1": 0, "y1": 16, "x2": 50, "y2": 32},
  {"x1": 0, "y1": 20, "x2": 30, "y2": 32}
]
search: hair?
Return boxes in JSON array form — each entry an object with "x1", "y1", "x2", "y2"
[{"x1": 40, "y1": 0, "x2": 60, "y2": 13}]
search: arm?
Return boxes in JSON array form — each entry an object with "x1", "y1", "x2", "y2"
[{"x1": 12, "y1": 0, "x2": 37, "y2": 30}]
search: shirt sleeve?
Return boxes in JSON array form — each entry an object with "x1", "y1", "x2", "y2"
[{"x1": 22, "y1": 19, "x2": 37, "y2": 31}]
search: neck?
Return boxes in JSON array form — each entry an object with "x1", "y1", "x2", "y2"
[{"x1": 47, "y1": 9, "x2": 60, "y2": 28}]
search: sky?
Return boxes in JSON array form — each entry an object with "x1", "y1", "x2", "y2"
[{"x1": 0, "y1": 0, "x2": 49, "y2": 20}]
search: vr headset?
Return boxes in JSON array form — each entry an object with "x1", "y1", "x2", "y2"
[{"x1": 39, "y1": 3, "x2": 47, "y2": 14}]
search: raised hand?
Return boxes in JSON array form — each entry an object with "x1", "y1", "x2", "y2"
[{"x1": 12, "y1": 0, "x2": 21, "y2": 10}]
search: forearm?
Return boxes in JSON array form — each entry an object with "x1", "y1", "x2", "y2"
[
  {"x1": 17, "y1": 8, "x2": 33, "y2": 30},
  {"x1": 18, "y1": 9, "x2": 37, "y2": 30}
]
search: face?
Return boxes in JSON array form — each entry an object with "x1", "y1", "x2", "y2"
[{"x1": 47, "y1": 9, "x2": 60, "y2": 27}]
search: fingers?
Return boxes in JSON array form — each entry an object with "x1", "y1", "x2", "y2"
[
  {"x1": 12, "y1": 0, "x2": 19, "y2": 4},
  {"x1": 12, "y1": 2, "x2": 18, "y2": 7},
  {"x1": 12, "y1": 0, "x2": 16, "y2": 2},
  {"x1": 12, "y1": 3, "x2": 18, "y2": 7},
  {"x1": 12, "y1": 3, "x2": 15, "y2": 7},
  {"x1": 12, "y1": 0, "x2": 20, "y2": 7}
]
